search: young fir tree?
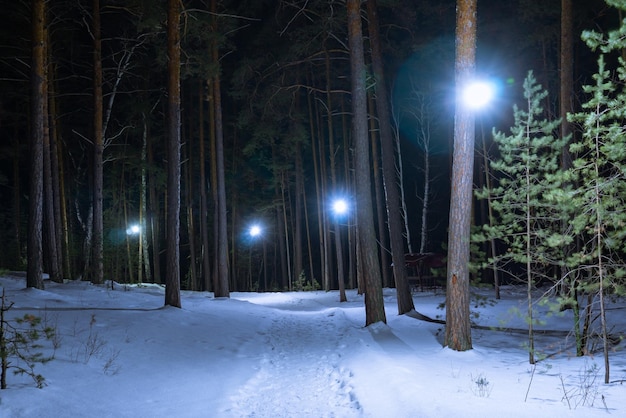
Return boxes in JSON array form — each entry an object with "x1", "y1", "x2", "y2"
[
  {"x1": 567, "y1": 3, "x2": 626, "y2": 382},
  {"x1": 474, "y1": 72, "x2": 570, "y2": 364}
]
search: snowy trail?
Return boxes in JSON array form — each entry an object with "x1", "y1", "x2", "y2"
[{"x1": 223, "y1": 307, "x2": 363, "y2": 417}]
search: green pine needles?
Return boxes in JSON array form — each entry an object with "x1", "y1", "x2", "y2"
[
  {"x1": 0, "y1": 289, "x2": 56, "y2": 389},
  {"x1": 475, "y1": 0, "x2": 626, "y2": 382},
  {"x1": 474, "y1": 71, "x2": 569, "y2": 364}
]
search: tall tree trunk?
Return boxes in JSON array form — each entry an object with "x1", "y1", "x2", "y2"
[
  {"x1": 141, "y1": 114, "x2": 152, "y2": 282},
  {"x1": 42, "y1": 55, "x2": 61, "y2": 283},
  {"x1": 198, "y1": 79, "x2": 211, "y2": 292},
  {"x1": 27, "y1": 0, "x2": 46, "y2": 290},
  {"x1": 445, "y1": 0, "x2": 476, "y2": 351},
  {"x1": 46, "y1": 58, "x2": 63, "y2": 281},
  {"x1": 12, "y1": 128, "x2": 22, "y2": 266},
  {"x1": 165, "y1": 0, "x2": 182, "y2": 308},
  {"x1": 294, "y1": 139, "x2": 305, "y2": 289},
  {"x1": 306, "y1": 83, "x2": 323, "y2": 286},
  {"x1": 92, "y1": 0, "x2": 104, "y2": 285},
  {"x1": 325, "y1": 49, "x2": 346, "y2": 301},
  {"x1": 368, "y1": 93, "x2": 390, "y2": 290},
  {"x1": 347, "y1": 0, "x2": 386, "y2": 326},
  {"x1": 367, "y1": 0, "x2": 414, "y2": 314},
  {"x1": 342, "y1": 98, "x2": 357, "y2": 290},
  {"x1": 184, "y1": 115, "x2": 197, "y2": 291},
  {"x1": 212, "y1": 0, "x2": 229, "y2": 297},
  {"x1": 147, "y1": 117, "x2": 162, "y2": 284}
]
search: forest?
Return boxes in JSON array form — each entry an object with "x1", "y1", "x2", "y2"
[{"x1": 2, "y1": 0, "x2": 626, "y2": 372}]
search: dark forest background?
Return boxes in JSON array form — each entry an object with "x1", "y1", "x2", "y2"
[{"x1": 0, "y1": 0, "x2": 613, "y2": 292}]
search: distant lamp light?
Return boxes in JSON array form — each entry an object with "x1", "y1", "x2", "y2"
[
  {"x1": 332, "y1": 198, "x2": 349, "y2": 216},
  {"x1": 249, "y1": 224, "x2": 262, "y2": 238},
  {"x1": 462, "y1": 80, "x2": 495, "y2": 110},
  {"x1": 126, "y1": 224, "x2": 141, "y2": 235}
]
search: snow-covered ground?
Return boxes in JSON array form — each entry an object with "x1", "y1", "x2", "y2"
[{"x1": 0, "y1": 273, "x2": 624, "y2": 417}]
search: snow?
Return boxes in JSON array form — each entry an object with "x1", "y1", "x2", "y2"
[{"x1": 0, "y1": 273, "x2": 624, "y2": 417}]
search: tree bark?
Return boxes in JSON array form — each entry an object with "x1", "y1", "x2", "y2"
[
  {"x1": 198, "y1": 79, "x2": 211, "y2": 291},
  {"x1": 366, "y1": 0, "x2": 414, "y2": 314},
  {"x1": 347, "y1": 0, "x2": 386, "y2": 326},
  {"x1": 92, "y1": 0, "x2": 104, "y2": 285},
  {"x1": 212, "y1": 0, "x2": 230, "y2": 297},
  {"x1": 445, "y1": 0, "x2": 476, "y2": 351},
  {"x1": 165, "y1": 0, "x2": 182, "y2": 308},
  {"x1": 27, "y1": 0, "x2": 46, "y2": 290}
]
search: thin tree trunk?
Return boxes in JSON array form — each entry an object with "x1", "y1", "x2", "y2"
[
  {"x1": 369, "y1": 93, "x2": 390, "y2": 289},
  {"x1": 185, "y1": 116, "x2": 197, "y2": 291},
  {"x1": 347, "y1": 0, "x2": 386, "y2": 326},
  {"x1": 211, "y1": 0, "x2": 229, "y2": 297},
  {"x1": 481, "y1": 135, "x2": 499, "y2": 299},
  {"x1": 343, "y1": 98, "x2": 357, "y2": 290},
  {"x1": 199, "y1": 79, "x2": 211, "y2": 292},
  {"x1": 147, "y1": 118, "x2": 161, "y2": 284},
  {"x1": 48, "y1": 59, "x2": 64, "y2": 281},
  {"x1": 12, "y1": 127, "x2": 22, "y2": 266},
  {"x1": 141, "y1": 115, "x2": 152, "y2": 282},
  {"x1": 294, "y1": 139, "x2": 304, "y2": 288},
  {"x1": 92, "y1": 0, "x2": 104, "y2": 285},
  {"x1": 325, "y1": 49, "x2": 346, "y2": 300},
  {"x1": 306, "y1": 83, "x2": 321, "y2": 286},
  {"x1": 27, "y1": 0, "x2": 46, "y2": 290},
  {"x1": 165, "y1": 0, "x2": 182, "y2": 308}
]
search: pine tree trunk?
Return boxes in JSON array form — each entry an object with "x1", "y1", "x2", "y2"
[
  {"x1": 140, "y1": 115, "x2": 152, "y2": 282},
  {"x1": 211, "y1": 0, "x2": 230, "y2": 297},
  {"x1": 347, "y1": 0, "x2": 386, "y2": 326},
  {"x1": 42, "y1": 51, "x2": 61, "y2": 283},
  {"x1": 185, "y1": 119, "x2": 197, "y2": 291},
  {"x1": 147, "y1": 121, "x2": 161, "y2": 284},
  {"x1": 198, "y1": 79, "x2": 211, "y2": 292},
  {"x1": 165, "y1": 0, "x2": 182, "y2": 308},
  {"x1": 368, "y1": 93, "x2": 391, "y2": 289},
  {"x1": 47, "y1": 59, "x2": 64, "y2": 281},
  {"x1": 92, "y1": 0, "x2": 104, "y2": 285},
  {"x1": 445, "y1": 0, "x2": 476, "y2": 351},
  {"x1": 28, "y1": 0, "x2": 46, "y2": 290},
  {"x1": 367, "y1": 0, "x2": 414, "y2": 314}
]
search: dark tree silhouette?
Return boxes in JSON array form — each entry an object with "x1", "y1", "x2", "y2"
[
  {"x1": 165, "y1": 0, "x2": 181, "y2": 308},
  {"x1": 347, "y1": 0, "x2": 386, "y2": 326}
]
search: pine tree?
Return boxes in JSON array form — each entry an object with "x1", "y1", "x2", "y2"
[
  {"x1": 567, "y1": 2, "x2": 626, "y2": 381},
  {"x1": 474, "y1": 72, "x2": 569, "y2": 364}
]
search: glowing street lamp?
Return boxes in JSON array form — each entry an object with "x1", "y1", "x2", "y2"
[
  {"x1": 332, "y1": 198, "x2": 349, "y2": 217},
  {"x1": 249, "y1": 224, "x2": 262, "y2": 238},
  {"x1": 125, "y1": 223, "x2": 143, "y2": 283},
  {"x1": 461, "y1": 80, "x2": 496, "y2": 110},
  {"x1": 126, "y1": 224, "x2": 141, "y2": 235}
]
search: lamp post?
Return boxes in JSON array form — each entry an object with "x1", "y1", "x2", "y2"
[
  {"x1": 331, "y1": 197, "x2": 350, "y2": 302},
  {"x1": 248, "y1": 223, "x2": 266, "y2": 291},
  {"x1": 126, "y1": 223, "x2": 142, "y2": 284}
]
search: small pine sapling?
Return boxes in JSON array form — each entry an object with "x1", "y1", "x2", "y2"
[{"x1": 0, "y1": 289, "x2": 56, "y2": 389}]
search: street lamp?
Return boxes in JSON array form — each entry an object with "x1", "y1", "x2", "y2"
[
  {"x1": 126, "y1": 224, "x2": 140, "y2": 236},
  {"x1": 126, "y1": 223, "x2": 142, "y2": 283},
  {"x1": 331, "y1": 197, "x2": 349, "y2": 218},
  {"x1": 247, "y1": 222, "x2": 266, "y2": 290},
  {"x1": 461, "y1": 80, "x2": 495, "y2": 110},
  {"x1": 330, "y1": 196, "x2": 350, "y2": 302},
  {"x1": 249, "y1": 224, "x2": 262, "y2": 238}
]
